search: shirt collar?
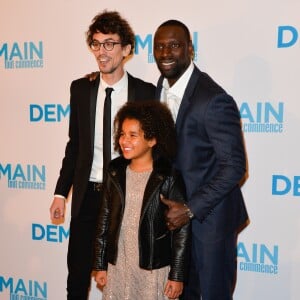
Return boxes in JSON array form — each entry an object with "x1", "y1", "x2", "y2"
[
  {"x1": 100, "y1": 72, "x2": 128, "y2": 93},
  {"x1": 162, "y1": 62, "x2": 194, "y2": 99}
]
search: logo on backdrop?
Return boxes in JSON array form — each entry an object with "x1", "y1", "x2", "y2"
[
  {"x1": 29, "y1": 104, "x2": 70, "y2": 122},
  {"x1": 277, "y1": 25, "x2": 298, "y2": 48},
  {"x1": 0, "y1": 163, "x2": 46, "y2": 190},
  {"x1": 0, "y1": 41, "x2": 44, "y2": 69},
  {"x1": 240, "y1": 102, "x2": 284, "y2": 133},
  {"x1": 32, "y1": 223, "x2": 69, "y2": 243},
  {"x1": 272, "y1": 175, "x2": 300, "y2": 196},
  {"x1": 135, "y1": 32, "x2": 199, "y2": 63},
  {"x1": 238, "y1": 242, "x2": 279, "y2": 275},
  {"x1": 0, "y1": 276, "x2": 47, "y2": 300}
]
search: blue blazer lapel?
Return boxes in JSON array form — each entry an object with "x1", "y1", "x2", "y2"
[{"x1": 176, "y1": 68, "x2": 199, "y2": 133}]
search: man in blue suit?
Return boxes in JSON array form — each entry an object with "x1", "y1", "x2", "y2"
[{"x1": 154, "y1": 20, "x2": 249, "y2": 300}]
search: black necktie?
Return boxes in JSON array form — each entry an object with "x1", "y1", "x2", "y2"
[{"x1": 103, "y1": 87, "x2": 114, "y2": 181}]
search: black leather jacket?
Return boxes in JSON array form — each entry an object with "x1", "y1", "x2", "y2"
[{"x1": 94, "y1": 156, "x2": 190, "y2": 282}]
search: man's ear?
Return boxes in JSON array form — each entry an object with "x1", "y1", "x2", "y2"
[
  {"x1": 189, "y1": 40, "x2": 194, "y2": 60},
  {"x1": 122, "y1": 44, "x2": 132, "y2": 57}
]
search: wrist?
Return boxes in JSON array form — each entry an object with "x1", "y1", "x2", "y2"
[
  {"x1": 54, "y1": 195, "x2": 66, "y2": 201},
  {"x1": 183, "y1": 204, "x2": 194, "y2": 219}
]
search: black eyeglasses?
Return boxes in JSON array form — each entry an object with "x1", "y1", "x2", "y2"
[{"x1": 90, "y1": 40, "x2": 122, "y2": 51}]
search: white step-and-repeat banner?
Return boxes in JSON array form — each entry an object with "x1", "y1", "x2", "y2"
[{"x1": 1, "y1": 0, "x2": 299, "y2": 299}]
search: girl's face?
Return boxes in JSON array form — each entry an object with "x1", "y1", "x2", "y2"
[{"x1": 119, "y1": 118, "x2": 156, "y2": 162}]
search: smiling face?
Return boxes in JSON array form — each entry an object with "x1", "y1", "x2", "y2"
[
  {"x1": 91, "y1": 32, "x2": 131, "y2": 83},
  {"x1": 154, "y1": 25, "x2": 193, "y2": 87},
  {"x1": 119, "y1": 118, "x2": 156, "y2": 164}
]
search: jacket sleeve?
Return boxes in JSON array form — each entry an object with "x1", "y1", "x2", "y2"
[
  {"x1": 189, "y1": 93, "x2": 246, "y2": 222},
  {"x1": 54, "y1": 80, "x2": 79, "y2": 197},
  {"x1": 165, "y1": 171, "x2": 190, "y2": 282},
  {"x1": 93, "y1": 179, "x2": 110, "y2": 271}
]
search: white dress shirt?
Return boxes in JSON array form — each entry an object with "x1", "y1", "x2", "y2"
[
  {"x1": 89, "y1": 72, "x2": 128, "y2": 182},
  {"x1": 161, "y1": 62, "x2": 194, "y2": 121}
]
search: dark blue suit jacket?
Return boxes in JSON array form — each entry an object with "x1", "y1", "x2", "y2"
[{"x1": 156, "y1": 66, "x2": 248, "y2": 242}]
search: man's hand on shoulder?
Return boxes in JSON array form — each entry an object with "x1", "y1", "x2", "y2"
[{"x1": 85, "y1": 71, "x2": 100, "y2": 81}]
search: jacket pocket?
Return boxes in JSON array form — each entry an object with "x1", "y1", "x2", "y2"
[{"x1": 155, "y1": 231, "x2": 169, "y2": 240}]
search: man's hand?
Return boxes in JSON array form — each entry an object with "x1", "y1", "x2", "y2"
[
  {"x1": 85, "y1": 71, "x2": 100, "y2": 81},
  {"x1": 49, "y1": 197, "x2": 65, "y2": 222},
  {"x1": 160, "y1": 195, "x2": 190, "y2": 230}
]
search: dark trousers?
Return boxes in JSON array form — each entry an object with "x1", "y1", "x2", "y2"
[
  {"x1": 183, "y1": 231, "x2": 237, "y2": 300},
  {"x1": 67, "y1": 182, "x2": 103, "y2": 300}
]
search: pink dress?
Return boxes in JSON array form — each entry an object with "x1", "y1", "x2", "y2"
[{"x1": 102, "y1": 167, "x2": 170, "y2": 300}]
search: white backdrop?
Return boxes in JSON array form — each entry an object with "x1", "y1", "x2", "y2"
[{"x1": 1, "y1": 0, "x2": 300, "y2": 299}]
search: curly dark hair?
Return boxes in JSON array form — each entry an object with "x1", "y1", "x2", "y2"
[
  {"x1": 86, "y1": 10, "x2": 135, "y2": 55},
  {"x1": 113, "y1": 101, "x2": 177, "y2": 161}
]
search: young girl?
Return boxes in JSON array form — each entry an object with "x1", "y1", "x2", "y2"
[{"x1": 93, "y1": 101, "x2": 189, "y2": 299}]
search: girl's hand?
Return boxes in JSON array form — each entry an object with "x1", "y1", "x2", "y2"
[
  {"x1": 94, "y1": 270, "x2": 107, "y2": 288},
  {"x1": 164, "y1": 280, "x2": 183, "y2": 299}
]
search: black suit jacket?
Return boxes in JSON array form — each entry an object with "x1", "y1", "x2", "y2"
[
  {"x1": 156, "y1": 66, "x2": 248, "y2": 242},
  {"x1": 55, "y1": 72, "x2": 156, "y2": 217}
]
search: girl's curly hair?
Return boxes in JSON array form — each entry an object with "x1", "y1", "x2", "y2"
[{"x1": 113, "y1": 101, "x2": 177, "y2": 161}]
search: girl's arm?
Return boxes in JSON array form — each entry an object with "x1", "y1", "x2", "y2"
[{"x1": 162, "y1": 171, "x2": 190, "y2": 282}]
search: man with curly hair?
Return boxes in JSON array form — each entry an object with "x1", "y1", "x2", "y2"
[{"x1": 49, "y1": 11, "x2": 155, "y2": 300}]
